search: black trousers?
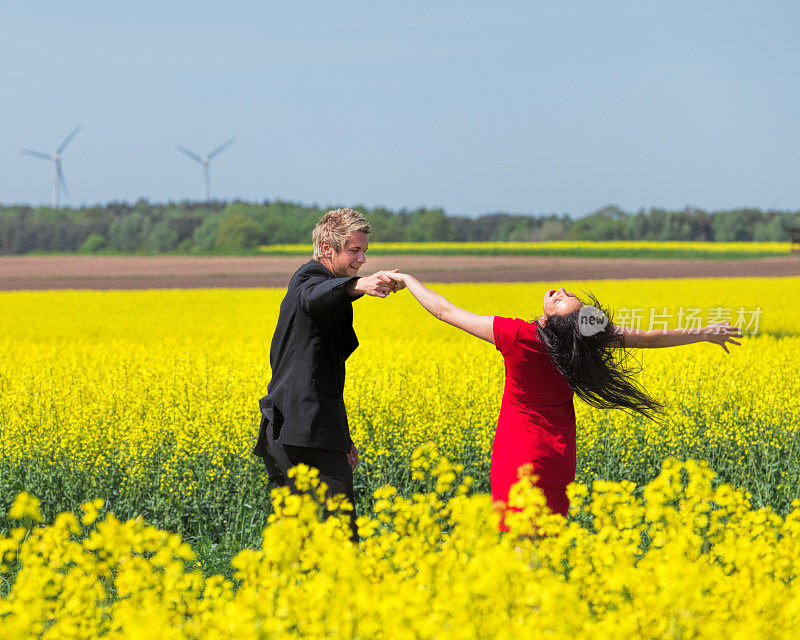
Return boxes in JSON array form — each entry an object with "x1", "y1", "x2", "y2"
[{"x1": 262, "y1": 431, "x2": 358, "y2": 542}]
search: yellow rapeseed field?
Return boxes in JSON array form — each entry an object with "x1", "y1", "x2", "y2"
[
  {"x1": 258, "y1": 240, "x2": 791, "y2": 256},
  {"x1": 0, "y1": 277, "x2": 798, "y2": 532},
  {"x1": 1, "y1": 276, "x2": 799, "y2": 636},
  {"x1": 2, "y1": 453, "x2": 800, "y2": 638}
]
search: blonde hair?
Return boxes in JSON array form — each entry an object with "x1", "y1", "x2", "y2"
[{"x1": 312, "y1": 208, "x2": 371, "y2": 260}]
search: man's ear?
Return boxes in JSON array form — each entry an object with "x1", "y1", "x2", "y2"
[{"x1": 320, "y1": 240, "x2": 332, "y2": 259}]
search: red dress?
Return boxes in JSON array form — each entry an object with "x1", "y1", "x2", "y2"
[{"x1": 491, "y1": 316, "x2": 576, "y2": 525}]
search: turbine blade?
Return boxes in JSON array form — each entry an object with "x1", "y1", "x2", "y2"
[
  {"x1": 20, "y1": 149, "x2": 53, "y2": 160},
  {"x1": 175, "y1": 144, "x2": 203, "y2": 163},
  {"x1": 56, "y1": 126, "x2": 82, "y2": 154},
  {"x1": 206, "y1": 138, "x2": 234, "y2": 159},
  {"x1": 57, "y1": 162, "x2": 69, "y2": 196}
]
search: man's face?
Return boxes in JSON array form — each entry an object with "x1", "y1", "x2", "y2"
[{"x1": 321, "y1": 231, "x2": 369, "y2": 277}]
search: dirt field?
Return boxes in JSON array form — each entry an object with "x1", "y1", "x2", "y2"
[{"x1": 1, "y1": 255, "x2": 799, "y2": 290}]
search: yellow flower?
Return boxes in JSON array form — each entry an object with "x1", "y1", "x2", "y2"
[{"x1": 7, "y1": 491, "x2": 42, "y2": 523}]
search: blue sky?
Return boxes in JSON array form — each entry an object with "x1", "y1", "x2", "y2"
[{"x1": 2, "y1": 1, "x2": 798, "y2": 216}]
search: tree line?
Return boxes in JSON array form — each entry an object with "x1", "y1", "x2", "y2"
[{"x1": 0, "y1": 201, "x2": 797, "y2": 254}]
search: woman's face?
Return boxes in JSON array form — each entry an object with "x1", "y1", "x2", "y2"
[{"x1": 542, "y1": 288, "x2": 582, "y2": 317}]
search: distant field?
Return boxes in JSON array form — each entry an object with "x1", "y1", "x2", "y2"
[
  {"x1": 259, "y1": 240, "x2": 794, "y2": 260},
  {"x1": 3, "y1": 253, "x2": 800, "y2": 290}
]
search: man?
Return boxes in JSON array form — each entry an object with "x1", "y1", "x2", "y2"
[{"x1": 253, "y1": 208, "x2": 400, "y2": 541}]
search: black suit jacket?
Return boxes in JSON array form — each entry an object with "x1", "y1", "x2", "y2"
[{"x1": 253, "y1": 260, "x2": 362, "y2": 456}]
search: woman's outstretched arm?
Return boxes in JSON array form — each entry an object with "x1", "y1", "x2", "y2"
[
  {"x1": 617, "y1": 323, "x2": 743, "y2": 353},
  {"x1": 387, "y1": 273, "x2": 495, "y2": 344}
]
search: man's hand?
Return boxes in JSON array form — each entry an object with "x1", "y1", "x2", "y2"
[
  {"x1": 347, "y1": 444, "x2": 359, "y2": 471},
  {"x1": 350, "y1": 269, "x2": 405, "y2": 298}
]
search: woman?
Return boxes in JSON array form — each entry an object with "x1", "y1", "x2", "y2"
[{"x1": 386, "y1": 273, "x2": 743, "y2": 526}]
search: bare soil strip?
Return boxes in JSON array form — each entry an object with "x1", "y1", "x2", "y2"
[{"x1": 1, "y1": 255, "x2": 799, "y2": 290}]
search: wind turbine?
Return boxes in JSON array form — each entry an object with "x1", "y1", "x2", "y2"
[
  {"x1": 20, "y1": 126, "x2": 82, "y2": 208},
  {"x1": 174, "y1": 138, "x2": 235, "y2": 201}
]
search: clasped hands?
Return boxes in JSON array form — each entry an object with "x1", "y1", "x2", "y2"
[{"x1": 352, "y1": 269, "x2": 407, "y2": 298}]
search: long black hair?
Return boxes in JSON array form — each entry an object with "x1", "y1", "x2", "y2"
[{"x1": 536, "y1": 294, "x2": 664, "y2": 420}]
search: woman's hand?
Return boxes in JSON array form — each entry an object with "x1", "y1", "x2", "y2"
[
  {"x1": 385, "y1": 272, "x2": 409, "y2": 289},
  {"x1": 703, "y1": 322, "x2": 743, "y2": 353},
  {"x1": 350, "y1": 270, "x2": 403, "y2": 298}
]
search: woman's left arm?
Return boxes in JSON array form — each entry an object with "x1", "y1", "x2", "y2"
[
  {"x1": 617, "y1": 322, "x2": 743, "y2": 353},
  {"x1": 387, "y1": 273, "x2": 495, "y2": 344}
]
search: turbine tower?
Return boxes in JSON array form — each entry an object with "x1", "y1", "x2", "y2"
[
  {"x1": 20, "y1": 126, "x2": 82, "y2": 208},
  {"x1": 175, "y1": 139, "x2": 235, "y2": 201}
]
